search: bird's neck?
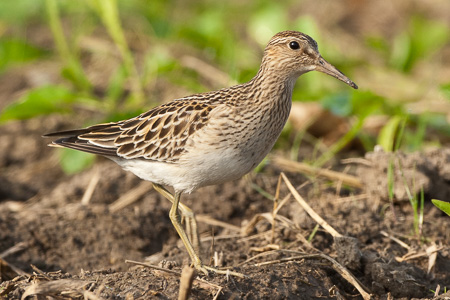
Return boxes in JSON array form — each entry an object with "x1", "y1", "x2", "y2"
[{"x1": 247, "y1": 60, "x2": 298, "y2": 108}]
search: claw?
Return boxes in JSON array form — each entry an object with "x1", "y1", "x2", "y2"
[
  {"x1": 192, "y1": 259, "x2": 245, "y2": 278},
  {"x1": 193, "y1": 262, "x2": 210, "y2": 276},
  {"x1": 203, "y1": 265, "x2": 245, "y2": 278}
]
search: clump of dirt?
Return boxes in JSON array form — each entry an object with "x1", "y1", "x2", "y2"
[{"x1": 356, "y1": 147, "x2": 450, "y2": 203}]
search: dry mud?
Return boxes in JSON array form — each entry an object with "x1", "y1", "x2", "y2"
[{"x1": 0, "y1": 117, "x2": 449, "y2": 299}]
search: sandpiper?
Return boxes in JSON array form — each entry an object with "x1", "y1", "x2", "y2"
[{"x1": 44, "y1": 31, "x2": 358, "y2": 276}]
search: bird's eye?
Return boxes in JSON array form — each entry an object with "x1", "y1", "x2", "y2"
[{"x1": 289, "y1": 41, "x2": 300, "y2": 50}]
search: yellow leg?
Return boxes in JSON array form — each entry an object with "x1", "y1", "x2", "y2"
[
  {"x1": 169, "y1": 191, "x2": 208, "y2": 274},
  {"x1": 152, "y1": 184, "x2": 200, "y2": 254},
  {"x1": 152, "y1": 184, "x2": 245, "y2": 278}
]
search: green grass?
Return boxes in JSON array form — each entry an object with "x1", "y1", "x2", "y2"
[
  {"x1": 89, "y1": 0, "x2": 145, "y2": 104},
  {"x1": 383, "y1": 117, "x2": 426, "y2": 238},
  {"x1": 45, "y1": 0, "x2": 91, "y2": 92}
]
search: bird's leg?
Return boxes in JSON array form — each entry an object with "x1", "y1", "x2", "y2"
[
  {"x1": 152, "y1": 183, "x2": 200, "y2": 254},
  {"x1": 169, "y1": 191, "x2": 208, "y2": 275},
  {"x1": 156, "y1": 186, "x2": 244, "y2": 277},
  {"x1": 169, "y1": 192, "x2": 244, "y2": 277}
]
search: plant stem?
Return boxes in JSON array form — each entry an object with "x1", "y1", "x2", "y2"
[
  {"x1": 91, "y1": 0, "x2": 145, "y2": 105},
  {"x1": 314, "y1": 116, "x2": 365, "y2": 168},
  {"x1": 45, "y1": 0, "x2": 91, "y2": 92}
]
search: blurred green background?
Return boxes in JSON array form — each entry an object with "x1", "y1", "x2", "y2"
[{"x1": 0, "y1": 0, "x2": 449, "y2": 172}]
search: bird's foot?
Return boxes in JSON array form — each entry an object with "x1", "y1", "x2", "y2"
[{"x1": 193, "y1": 262, "x2": 245, "y2": 278}]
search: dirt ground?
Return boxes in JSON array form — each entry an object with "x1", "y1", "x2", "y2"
[
  {"x1": 1, "y1": 2, "x2": 450, "y2": 296},
  {"x1": 0, "y1": 113, "x2": 449, "y2": 300}
]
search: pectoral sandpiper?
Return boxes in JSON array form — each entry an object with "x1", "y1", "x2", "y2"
[{"x1": 44, "y1": 31, "x2": 357, "y2": 276}]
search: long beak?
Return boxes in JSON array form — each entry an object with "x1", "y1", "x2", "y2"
[{"x1": 315, "y1": 57, "x2": 358, "y2": 89}]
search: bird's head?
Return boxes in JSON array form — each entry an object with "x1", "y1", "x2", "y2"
[{"x1": 262, "y1": 31, "x2": 358, "y2": 89}]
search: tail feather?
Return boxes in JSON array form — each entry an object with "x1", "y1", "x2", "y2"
[
  {"x1": 44, "y1": 123, "x2": 120, "y2": 157},
  {"x1": 42, "y1": 123, "x2": 115, "y2": 138},
  {"x1": 50, "y1": 138, "x2": 118, "y2": 156}
]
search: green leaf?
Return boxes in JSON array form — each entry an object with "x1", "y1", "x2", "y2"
[
  {"x1": 321, "y1": 92, "x2": 352, "y2": 116},
  {"x1": 392, "y1": 16, "x2": 450, "y2": 71},
  {"x1": 0, "y1": 38, "x2": 46, "y2": 71},
  {"x1": 431, "y1": 199, "x2": 450, "y2": 217},
  {"x1": 0, "y1": 85, "x2": 75, "y2": 123},
  {"x1": 390, "y1": 31, "x2": 411, "y2": 71},
  {"x1": 350, "y1": 90, "x2": 385, "y2": 117},
  {"x1": 409, "y1": 17, "x2": 449, "y2": 67},
  {"x1": 378, "y1": 115, "x2": 403, "y2": 152},
  {"x1": 60, "y1": 148, "x2": 95, "y2": 174}
]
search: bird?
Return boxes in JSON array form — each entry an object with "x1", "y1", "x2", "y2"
[{"x1": 44, "y1": 30, "x2": 358, "y2": 276}]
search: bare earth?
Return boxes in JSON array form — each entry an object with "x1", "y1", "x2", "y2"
[
  {"x1": 1, "y1": 1, "x2": 450, "y2": 297},
  {"x1": 0, "y1": 115, "x2": 449, "y2": 300}
]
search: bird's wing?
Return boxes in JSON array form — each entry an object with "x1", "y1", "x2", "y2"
[{"x1": 44, "y1": 99, "x2": 215, "y2": 162}]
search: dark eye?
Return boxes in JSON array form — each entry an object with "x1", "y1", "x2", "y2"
[{"x1": 289, "y1": 41, "x2": 300, "y2": 50}]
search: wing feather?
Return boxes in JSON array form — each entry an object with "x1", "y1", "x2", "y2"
[{"x1": 44, "y1": 99, "x2": 216, "y2": 162}]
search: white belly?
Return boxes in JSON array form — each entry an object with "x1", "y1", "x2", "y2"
[
  {"x1": 112, "y1": 148, "x2": 253, "y2": 193},
  {"x1": 111, "y1": 127, "x2": 278, "y2": 193},
  {"x1": 111, "y1": 101, "x2": 290, "y2": 193}
]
